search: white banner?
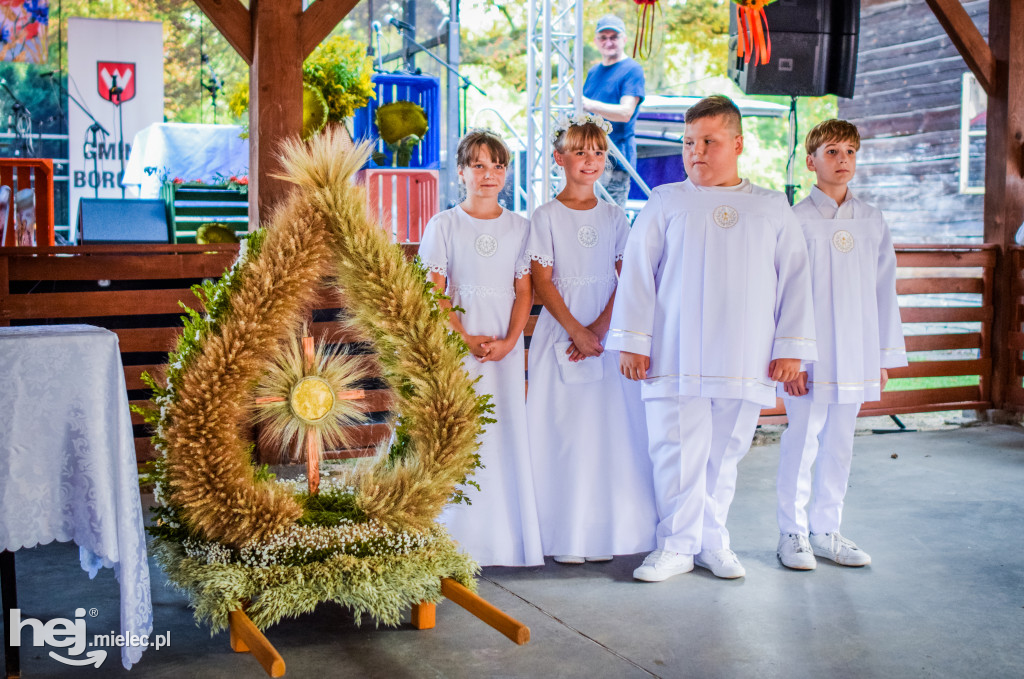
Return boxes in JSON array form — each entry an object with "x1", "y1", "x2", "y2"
[{"x1": 67, "y1": 17, "x2": 163, "y2": 241}]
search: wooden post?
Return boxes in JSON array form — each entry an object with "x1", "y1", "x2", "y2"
[
  {"x1": 248, "y1": 0, "x2": 304, "y2": 228},
  {"x1": 982, "y1": 0, "x2": 1024, "y2": 410},
  {"x1": 193, "y1": 0, "x2": 363, "y2": 228},
  {"x1": 410, "y1": 602, "x2": 436, "y2": 629}
]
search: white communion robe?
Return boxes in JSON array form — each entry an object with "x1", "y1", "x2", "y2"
[
  {"x1": 777, "y1": 187, "x2": 908, "y2": 536},
  {"x1": 418, "y1": 205, "x2": 544, "y2": 567},
  {"x1": 525, "y1": 199, "x2": 657, "y2": 558},
  {"x1": 782, "y1": 186, "x2": 908, "y2": 403},
  {"x1": 607, "y1": 179, "x2": 817, "y2": 405},
  {"x1": 606, "y1": 179, "x2": 817, "y2": 554}
]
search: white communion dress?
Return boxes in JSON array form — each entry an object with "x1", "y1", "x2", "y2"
[
  {"x1": 525, "y1": 199, "x2": 657, "y2": 558},
  {"x1": 418, "y1": 205, "x2": 544, "y2": 567}
]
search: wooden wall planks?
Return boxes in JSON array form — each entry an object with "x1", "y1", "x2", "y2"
[{"x1": 837, "y1": 0, "x2": 988, "y2": 242}]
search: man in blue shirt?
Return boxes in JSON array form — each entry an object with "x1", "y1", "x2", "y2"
[{"x1": 582, "y1": 14, "x2": 646, "y2": 208}]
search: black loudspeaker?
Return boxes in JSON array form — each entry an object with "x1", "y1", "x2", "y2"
[
  {"x1": 728, "y1": 0, "x2": 859, "y2": 98},
  {"x1": 78, "y1": 198, "x2": 171, "y2": 244}
]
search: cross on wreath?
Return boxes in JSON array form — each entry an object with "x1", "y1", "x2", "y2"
[{"x1": 253, "y1": 334, "x2": 365, "y2": 495}]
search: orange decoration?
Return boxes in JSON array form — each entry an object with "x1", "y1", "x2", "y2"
[{"x1": 733, "y1": 0, "x2": 777, "y2": 66}]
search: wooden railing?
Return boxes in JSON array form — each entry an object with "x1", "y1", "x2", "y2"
[
  {"x1": 0, "y1": 244, "x2": 401, "y2": 463},
  {"x1": 0, "y1": 242, "x2": 1005, "y2": 464}
]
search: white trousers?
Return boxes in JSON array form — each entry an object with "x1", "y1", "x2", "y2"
[
  {"x1": 777, "y1": 398, "x2": 861, "y2": 535},
  {"x1": 644, "y1": 396, "x2": 762, "y2": 554}
]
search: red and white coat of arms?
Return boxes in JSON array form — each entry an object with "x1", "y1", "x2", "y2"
[{"x1": 97, "y1": 62, "x2": 136, "y2": 104}]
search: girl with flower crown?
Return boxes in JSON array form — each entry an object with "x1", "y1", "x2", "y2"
[
  {"x1": 525, "y1": 114, "x2": 657, "y2": 564},
  {"x1": 418, "y1": 129, "x2": 543, "y2": 567}
]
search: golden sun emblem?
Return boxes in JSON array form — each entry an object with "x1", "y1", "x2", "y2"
[
  {"x1": 253, "y1": 334, "x2": 367, "y2": 493},
  {"x1": 832, "y1": 229, "x2": 855, "y2": 253},
  {"x1": 713, "y1": 205, "x2": 739, "y2": 228}
]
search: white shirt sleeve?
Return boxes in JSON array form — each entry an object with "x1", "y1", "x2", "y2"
[
  {"x1": 771, "y1": 202, "x2": 818, "y2": 362},
  {"x1": 418, "y1": 212, "x2": 449, "y2": 278},
  {"x1": 606, "y1": 190, "x2": 665, "y2": 356},
  {"x1": 513, "y1": 213, "x2": 532, "y2": 279},
  {"x1": 876, "y1": 216, "x2": 908, "y2": 368},
  {"x1": 612, "y1": 205, "x2": 630, "y2": 261},
  {"x1": 525, "y1": 206, "x2": 554, "y2": 269}
]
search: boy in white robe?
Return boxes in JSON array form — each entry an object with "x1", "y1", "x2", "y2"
[
  {"x1": 776, "y1": 119, "x2": 907, "y2": 570},
  {"x1": 607, "y1": 95, "x2": 817, "y2": 582}
]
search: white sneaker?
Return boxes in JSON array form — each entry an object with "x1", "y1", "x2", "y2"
[
  {"x1": 809, "y1": 531, "x2": 871, "y2": 567},
  {"x1": 694, "y1": 548, "x2": 746, "y2": 579},
  {"x1": 632, "y1": 549, "x2": 693, "y2": 582},
  {"x1": 585, "y1": 555, "x2": 613, "y2": 562},
  {"x1": 777, "y1": 533, "x2": 817, "y2": 570},
  {"x1": 553, "y1": 555, "x2": 584, "y2": 565}
]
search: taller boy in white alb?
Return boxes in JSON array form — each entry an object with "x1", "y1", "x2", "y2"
[
  {"x1": 608, "y1": 96, "x2": 817, "y2": 582},
  {"x1": 776, "y1": 119, "x2": 907, "y2": 571}
]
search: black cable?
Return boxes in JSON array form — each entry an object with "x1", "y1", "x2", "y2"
[{"x1": 784, "y1": 95, "x2": 798, "y2": 206}]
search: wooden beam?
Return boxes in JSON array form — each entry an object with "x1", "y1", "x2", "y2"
[
  {"x1": 300, "y1": 0, "x2": 362, "y2": 57},
  {"x1": 228, "y1": 609, "x2": 285, "y2": 677},
  {"x1": 440, "y1": 578, "x2": 530, "y2": 645},
  {"x1": 982, "y1": 0, "x2": 1024, "y2": 408},
  {"x1": 248, "y1": 0, "x2": 305, "y2": 226},
  {"x1": 925, "y1": 0, "x2": 995, "y2": 95},
  {"x1": 193, "y1": 0, "x2": 253, "y2": 65}
]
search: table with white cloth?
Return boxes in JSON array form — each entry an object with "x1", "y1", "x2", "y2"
[
  {"x1": 122, "y1": 122, "x2": 249, "y2": 199},
  {"x1": 0, "y1": 325, "x2": 153, "y2": 672}
]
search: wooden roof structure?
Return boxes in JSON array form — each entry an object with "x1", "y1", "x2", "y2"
[
  {"x1": 192, "y1": 0, "x2": 360, "y2": 225},
  {"x1": 926, "y1": 0, "x2": 1022, "y2": 408}
]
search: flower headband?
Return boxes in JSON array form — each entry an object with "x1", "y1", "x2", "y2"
[{"x1": 550, "y1": 112, "x2": 613, "y2": 145}]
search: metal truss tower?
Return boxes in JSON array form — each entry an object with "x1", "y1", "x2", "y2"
[{"x1": 525, "y1": 0, "x2": 584, "y2": 215}]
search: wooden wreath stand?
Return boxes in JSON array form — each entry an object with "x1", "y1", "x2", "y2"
[
  {"x1": 234, "y1": 336, "x2": 531, "y2": 676},
  {"x1": 228, "y1": 578, "x2": 530, "y2": 677}
]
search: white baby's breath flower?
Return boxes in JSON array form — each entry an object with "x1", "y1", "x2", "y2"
[{"x1": 550, "y1": 112, "x2": 613, "y2": 145}]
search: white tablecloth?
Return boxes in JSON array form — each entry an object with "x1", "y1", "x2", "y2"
[
  {"x1": 0, "y1": 325, "x2": 153, "y2": 669},
  {"x1": 122, "y1": 122, "x2": 249, "y2": 198}
]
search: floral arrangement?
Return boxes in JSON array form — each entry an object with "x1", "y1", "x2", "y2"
[
  {"x1": 136, "y1": 131, "x2": 489, "y2": 632},
  {"x1": 550, "y1": 112, "x2": 613, "y2": 145},
  {"x1": 227, "y1": 35, "x2": 375, "y2": 134},
  {"x1": 166, "y1": 173, "x2": 249, "y2": 195}
]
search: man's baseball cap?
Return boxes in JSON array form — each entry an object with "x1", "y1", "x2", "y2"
[{"x1": 595, "y1": 15, "x2": 625, "y2": 35}]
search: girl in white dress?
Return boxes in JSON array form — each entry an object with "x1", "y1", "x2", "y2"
[
  {"x1": 526, "y1": 115, "x2": 657, "y2": 564},
  {"x1": 418, "y1": 130, "x2": 543, "y2": 567}
]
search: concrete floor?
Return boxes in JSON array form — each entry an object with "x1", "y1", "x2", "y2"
[{"x1": 6, "y1": 424, "x2": 1023, "y2": 678}]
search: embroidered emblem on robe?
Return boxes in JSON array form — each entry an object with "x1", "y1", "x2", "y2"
[
  {"x1": 713, "y1": 205, "x2": 739, "y2": 229},
  {"x1": 832, "y1": 229, "x2": 855, "y2": 253},
  {"x1": 577, "y1": 224, "x2": 599, "y2": 248},
  {"x1": 475, "y1": 234, "x2": 498, "y2": 257}
]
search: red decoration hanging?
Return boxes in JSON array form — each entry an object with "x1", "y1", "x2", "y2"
[
  {"x1": 733, "y1": 0, "x2": 778, "y2": 66},
  {"x1": 632, "y1": 0, "x2": 661, "y2": 60}
]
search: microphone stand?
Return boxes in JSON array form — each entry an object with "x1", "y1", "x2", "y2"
[
  {"x1": 0, "y1": 80, "x2": 34, "y2": 157},
  {"x1": 109, "y1": 77, "x2": 126, "y2": 199},
  {"x1": 49, "y1": 76, "x2": 111, "y2": 199}
]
